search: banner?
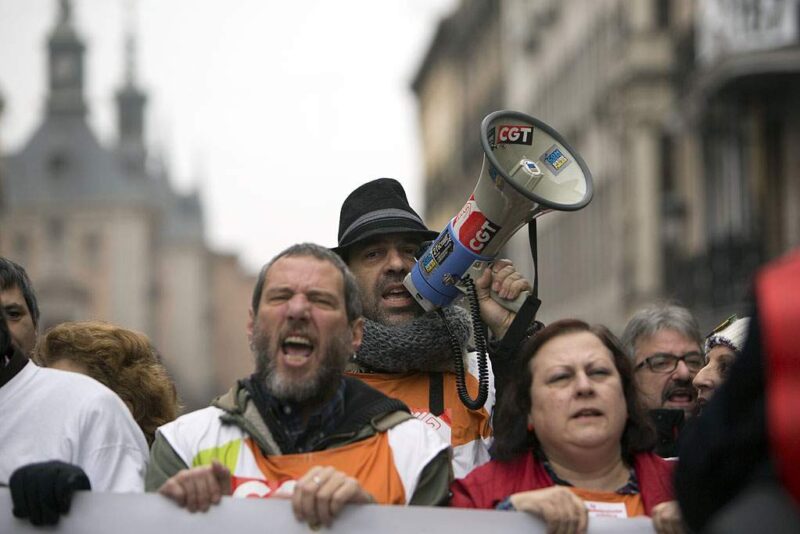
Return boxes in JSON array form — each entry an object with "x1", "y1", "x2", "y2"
[{"x1": 0, "y1": 488, "x2": 658, "y2": 533}]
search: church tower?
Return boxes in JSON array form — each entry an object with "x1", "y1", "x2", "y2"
[
  {"x1": 115, "y1": 5, "x2": 147, "y2": 174},
  {"x1": 46, "y1": 0, "x2": 87, "y2": 117},
  {"x1": 0, "y1": 0, "x2": 255, "y2": 410}
]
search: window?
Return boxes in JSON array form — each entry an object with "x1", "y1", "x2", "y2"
[
  {"x1": 655, "y1": 0, "x2": 670, "y2": 29},
  {"x1": 48, "y1": 151, "x2": 69, "y2": 178}
]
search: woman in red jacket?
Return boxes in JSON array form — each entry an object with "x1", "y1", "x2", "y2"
[{"x1": 450, "y1": 319, "x2": 682, "y2": 533}]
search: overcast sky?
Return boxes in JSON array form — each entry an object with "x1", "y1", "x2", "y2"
[{"x1": 0, "y1": 0, "x2": 457, "y2": 272}]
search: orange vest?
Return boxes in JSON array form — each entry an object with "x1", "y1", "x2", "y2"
[
  {"x1": 158, "y1": 404, "x2": 449, "y2": 505},
  {"x1": 349, "y1": 361, "x2": 493, "y2": 478},
  {"x1": 231, "y1": 433, "x2": 407, "y2": 504}
]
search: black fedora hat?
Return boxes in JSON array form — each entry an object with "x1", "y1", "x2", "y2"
[{"x1": 332, "y1": 178, "x2": 439, "y2": 256}]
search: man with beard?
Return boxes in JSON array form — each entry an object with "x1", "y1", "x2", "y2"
[
  {"x1": 621, "y1": 303, "x2": 704, "y2": 457},
  {"x1": 146, "y1": 244, "x2": 450, "y2": 527},
  {"x1": 332, "y1": 179, "x2": 536, "y2": 478}
]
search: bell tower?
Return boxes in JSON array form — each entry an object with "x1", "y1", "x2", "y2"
[
  {"x1": 115, "y1": 13, "x2": 148, "y2": 173},
  {"x1": 46, "y1": 0, "x2": 87, "y2": 117}
]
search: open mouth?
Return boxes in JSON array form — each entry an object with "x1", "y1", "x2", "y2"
[
  {"x1": 665, "y1": 387, "x2": 695, "y2": 406},
  {"x1": 382, "y1": 285, "x2": 413, "y2": 304},
  {"x1": 280, "y1": 335, "x2": 314, "y2": 366}
]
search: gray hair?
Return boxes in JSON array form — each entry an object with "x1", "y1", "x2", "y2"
[
  {"x1": 251, "y1": 243, "x2": 363, "y2": 323},
  {"x1": 621, "y1": 302, "x2": 702, "y2": 360}
]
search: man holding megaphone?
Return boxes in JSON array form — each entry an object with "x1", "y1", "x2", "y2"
[
  {"x1": 332, "y1": 177, "x2": 535, "y2": 479},
  {"x1": 334, "y1": 111, "x2": 595, "y2": 479}
]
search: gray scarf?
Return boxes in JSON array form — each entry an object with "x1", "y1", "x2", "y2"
[{"x1": 351, "y1": 306, "x2": 472, "y2": 373}]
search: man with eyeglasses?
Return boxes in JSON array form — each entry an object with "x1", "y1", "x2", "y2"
[{"x1": 621, "y1": 303, "x2": 703, "y2": 457}]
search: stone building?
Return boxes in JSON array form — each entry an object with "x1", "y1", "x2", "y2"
[
  {"x1": 0, "y1": 1, "x2": 256, "y2": 408},
  {"x1": 413, "y1": 0, "x2": 800, "y2": 332},
  {"x1": 0, "y1": 87, "x2": 5, "y2": 207}
]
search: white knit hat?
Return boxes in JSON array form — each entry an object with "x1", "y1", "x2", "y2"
[{"x1": 705, "y1": 316, "x2": 751, "y2": 354}]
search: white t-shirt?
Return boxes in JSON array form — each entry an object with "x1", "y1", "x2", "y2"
[{"x1": 0, "y1": 361, "x2": 148, "y2": 492}]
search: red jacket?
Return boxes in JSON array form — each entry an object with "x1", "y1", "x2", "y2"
[{"x1": 450, "y1": 451, "x2": 674, "y2": 515}]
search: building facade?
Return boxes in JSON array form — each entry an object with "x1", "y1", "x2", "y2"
[
  {"x1": 413, "y1": 0, "x2": 800, "y2": 332},
  {"x1": 0, "y1": 87, "x2": 5, "y2": 207},
  {"x1": 0, "y1": 1, "x2": 256, "y2": 408}
]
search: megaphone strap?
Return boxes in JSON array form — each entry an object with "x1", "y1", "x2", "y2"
[
  {"x1": 529, "y1": 219, "x2": 539, "y2": 299},
  {"x1": 428, "y1": 372, "x2": 445, "y2": 417},
  {"x1": 493, "y1": 295, "x2": 542, "y2": 362}
]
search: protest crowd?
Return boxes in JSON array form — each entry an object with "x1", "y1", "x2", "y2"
[{"x1": 2, "y1": 175, "x2": 799, "y2": 534}]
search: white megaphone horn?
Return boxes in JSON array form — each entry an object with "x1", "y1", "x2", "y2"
[{"x1": 403, "y1": 110, "x2": 594, "y2": 313}]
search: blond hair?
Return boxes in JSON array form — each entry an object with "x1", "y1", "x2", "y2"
[{"x1": 34, "y1": 321, "x2": 180, "y2": 445}]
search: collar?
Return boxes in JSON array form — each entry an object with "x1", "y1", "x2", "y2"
[
  {"x1": 248, "y1": 377, "x2": 347, "y2": 454},
  {"x1": 541, "y1": 456, "x2": 640, "y2": 495}
]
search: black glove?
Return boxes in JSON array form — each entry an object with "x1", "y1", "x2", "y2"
[{"x1": 10, "y1": 461, "x2": 91, "y2": 526}]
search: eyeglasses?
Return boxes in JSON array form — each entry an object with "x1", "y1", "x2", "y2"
[{"x1": 634, "y1": 351, "x2": 705, "y2": 374}]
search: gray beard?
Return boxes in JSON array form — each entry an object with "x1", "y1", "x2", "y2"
[
  {"x1": 253, "y1": 328, "x2": 350, "y2": 404},
  {"x1": 352, "y1": 306, "x2": 472, "y2": 373}
]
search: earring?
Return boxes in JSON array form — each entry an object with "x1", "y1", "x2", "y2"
[{"x1": 527, "y1": 422, "x2": 535, "y2": 432}]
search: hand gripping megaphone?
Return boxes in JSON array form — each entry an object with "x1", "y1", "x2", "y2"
[
  {"x1": 403, "y1": 110, "x2": 593, "y2": 410},
  {"x1": 403, "y1": 110, "x2": 593, "y2": 313}
]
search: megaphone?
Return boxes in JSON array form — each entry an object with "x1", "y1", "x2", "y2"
[{"x1": 403, "y1": 110, "x2": 593, "y2": 313}]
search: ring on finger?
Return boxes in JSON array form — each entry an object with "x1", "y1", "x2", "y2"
[{"x1": 312, "y1": 475, "x2": 322, "y2": 486}]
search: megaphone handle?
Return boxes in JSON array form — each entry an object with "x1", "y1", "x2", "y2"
[
  {"x1": 463, "y1": 263, "x2": 527, "y2": 314},
  {"x1": 491, "y1": 288, "x2": 528, "y2": 314}
]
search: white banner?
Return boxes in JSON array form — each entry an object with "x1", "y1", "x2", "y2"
[{"x1": 0, "y1": 488, "x2": 657, "y2": 534}]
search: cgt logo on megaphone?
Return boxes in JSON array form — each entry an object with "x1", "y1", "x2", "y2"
[
  {"x1": 452, "y1": 195, "x2": 501, "y2": 254},
  {"x1": 489, "y1": 124, "x2": 534, "y2": 148}
]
